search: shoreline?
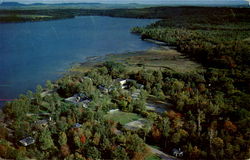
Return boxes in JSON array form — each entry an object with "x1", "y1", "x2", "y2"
[
  {"x1": 0, "y1": 38, "x2": 201, "y2": 109},
  {"x1": 69, "y1": 39, "x2": 177, "y2": 70},
  {"x1": 69, "y1": 39, "x2": 202, "y2": 75},
  {"x1": 0, "y1": 39, "x2": 160, "y2": 108}
]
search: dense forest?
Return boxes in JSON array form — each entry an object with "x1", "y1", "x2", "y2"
[
  {"x1": 1, "y1": 6, "x2": 250, "y2": 23},
  {"x1": 0, "y1": 6, "x2": 250, "y2": 160},
  {"x1": 130, "y1": 7, "x2": 250, "y2": 159}
]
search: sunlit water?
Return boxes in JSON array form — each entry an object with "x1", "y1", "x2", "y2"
[{"x1": 0, "y1": 16, "x2": 157, "y2": 107}]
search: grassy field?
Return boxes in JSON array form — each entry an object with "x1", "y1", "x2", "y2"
[
  {"x1": 107, "y1": 46, "x2": 202, "y2": 73},
  {"x1": 69, "y1": 46, "x2": 203, "y2": 75},
  {"x1": 104, "y1": 111, "x2": 141, "y2": 125},
  {"x1": 145, "y1": 154, "x2": 161, "y2": 160},
  {"x1": 15, "y1": 15, "x2": 52, "y2": 18}
]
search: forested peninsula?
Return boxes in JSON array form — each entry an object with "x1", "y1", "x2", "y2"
[{"x1": 0, "y1": 6, "x2": 250, "y2": 160}]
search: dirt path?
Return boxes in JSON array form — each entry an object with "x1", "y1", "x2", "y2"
[{"x1": 148, "y1": 145, "x2": 179, "y2": 160}]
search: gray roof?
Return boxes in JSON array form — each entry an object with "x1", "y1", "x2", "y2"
[
  {"x1": 72, "y1": 123, "x2": 82, "y2": 128},
  {"x1": 65, "y1": 94, "x2": 91, "y2": 105},
  {"x1": 19, "y1": 137, "x2": 35, "y2": 146},
  {"x1": 35, "y1": 119, "x2": 48, "y2": 125}
]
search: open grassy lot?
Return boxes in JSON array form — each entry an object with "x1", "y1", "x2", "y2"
[
  {"x1": 70, "y1": 46, "x2": 203, "y2": 74},
  {"x1": 145, "y1": 154, "x2": 161, "y2": 160},
  {"x1": 104, "y1": 111, "x2": 141, "y2": 125},
  {"x1": 106, "y1": 46, "x2": 203, "y2": 73},
  {"x1": 15, "y1": 15, "x2": 52, "y2": 18}
]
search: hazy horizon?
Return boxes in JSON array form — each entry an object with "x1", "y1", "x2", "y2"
[{"x1": 0, "y1": 0, "x2": 249, "y2": 5}]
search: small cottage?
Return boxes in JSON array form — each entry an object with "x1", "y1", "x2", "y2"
[
  {"x1": 172, "y1": 148, "x2": 183, "y2": 157},
  {"x1": 19, "y1": 137, "x2": 35, "y2": 146}
]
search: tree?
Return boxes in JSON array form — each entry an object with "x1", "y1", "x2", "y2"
[
  {"x1": 57, "y1": 117, "x2": 69, "y2": 132},
  {"x1": 159, "y1": 117, "x2": 170, "y2": 148},
  {"x1": 111, "y1": 146, "x2": 129, "y2": 160},
  {"x1": 15, "y1": 147, "x2": 27, "y2": 160},
  {"x1": 172, "y1": 80, "x2": 184, "y2": 93},
  {"x1": 126, "y1": 134, "x2": 146, "y2": 156},
  {"x1": 60, "y1": 144, "x2": 70, "y2": 157},
  {"x1": 197, "y1": 109, "x2": 205, "y2": 137},
  {"x1": 86, "y1": 146, "x2": 101, "y2": 159},
  {"x1": 151, "y1": 125, "x2": 162, "y2": 143},
  {"x1": 3, "y1": 98, "x2": 30, "y2": 120},
  {"x1": 189, "y1": 146, "x2": 201, "y2": 159},
  {"x1": 224, "y1": 143, "x2": 234, "y2": 159},
  {"x1": 211, "y1": 137, "x2": 225, "y2": 159},
  {"x1": 171, "y1": 131, "x2": 181, "y2": 144},
  {"x1": 93, "y1": 132, "x2": 101, "y2": 145},
  {"x1": 224, "y1": 120, "x2": 237, "y2": 133},
  {"x1": 212, "y1": 137, "x2": 224, "y2": 149},
  {"x1": 80, "y1": 135, "x2": 86, "y2": 144},
  {"x1": 36, "y1": 85, "x2": 43, "y2": 94},
  {"x1": 39, "y1": 129, "x2": 55, "y2": 151},
  {"x1": 46, "y1": 80, "x2": 53, "y2": 90},
  {"x1": 58, "y1": 132, "x2": 67, "y2": 146}
]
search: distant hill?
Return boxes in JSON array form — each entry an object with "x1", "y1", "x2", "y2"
[
  {"x1": 0, "y1": 2, "x2": 152, "y2": 9},
  {"x1": 0, "y1": 2, "x2": 26, "y2": 6},
  {"x1": 51, "y1": 3, "x2": 102, "y2": 6},
  {"x1": 0, "y1": 1, "x2": 249, "y2": 8},
  {"x1": 0, "y1": 2, "x2": 103, "y2": 6}
]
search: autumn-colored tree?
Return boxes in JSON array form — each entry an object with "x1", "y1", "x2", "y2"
[
  {"x1": 0, "y1": 139, "x2": 16, "y2": 159},
  {"x1": 224, "y1": 120, "x2": 237, "y2": 133},
  {"x1": 0, "y1": 144, "x2": 8, "y2": 158},
  {"x1": 197, "y1": 83, "x2": 206, "y2": 93},
  {"x1": 92, "y1": 133, "x2": 101, "y2": 145},
  {"x1": 0, "y1": 126, "x2": 8, "y2": 139},
  {"x1": 189, "y1": 146, "x2": 201, "y2": 159},
  {"x1": 172, "y1": 117, "x2": 184, "y2": 130},
  {"x1": 166, "y1": 110, "x2": 181, "y2": 120},
  {"x1": 132, "y1": 151, "x2": 149, "y2": 160},
  {"x1": 15, "y1": 146, "x2": 27, "y2": 160},
  {"x1": 151, "y1": 125, "x2": 162, "y2": 142},
  {"x1": 60, "y1": 144, "x2": 70, "y2": 157},
  {"x1": 80, "y1": 135, "x2": 86, "y2": 144},
  {"x1": 212, "y1": 137, "x2": 224, "y2": 149}
]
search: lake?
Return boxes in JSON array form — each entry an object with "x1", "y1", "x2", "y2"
[{"x1": 0, "y1": 16, "x2": 157, "y2": 106}]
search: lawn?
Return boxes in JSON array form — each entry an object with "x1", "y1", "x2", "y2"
[
  {"x1": 68, "y1": 45, "x2": 203, "y2": 75},
  {"x1": 105, "y1": 46, "x2": 203, "y2": 73},
  {"x1": 104, "y1": 111, "x2": 141, "y2": 125},
  {"x1": 145, "y1": 154, "x2": 161, "y2": 160}
]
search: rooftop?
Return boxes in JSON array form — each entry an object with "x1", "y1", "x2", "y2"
[{"x1": 19, "y1": 137, "x2": 35, "y2": 146}]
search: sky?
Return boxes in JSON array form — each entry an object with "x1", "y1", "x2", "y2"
[{"x1": 0, "y1": 0, "x2": 249, "y2": 5}]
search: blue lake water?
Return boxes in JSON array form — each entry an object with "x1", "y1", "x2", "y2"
[{"x1": 0, "y1": 16, "x2": 157, "y2": 106}]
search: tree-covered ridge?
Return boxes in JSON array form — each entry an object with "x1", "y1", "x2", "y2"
[
  {"x1": 1, "y1": 6, "x2": 250, "y2": 23},
  {"x1": 129, "y1": 9, "x2": 250, "y2": 159},
  {"x1": 131, "y1": 12, "x2": 250, "y2": 69},
  {"x1": 131, "y1": 11, "x2": 250, "y2": 94}
]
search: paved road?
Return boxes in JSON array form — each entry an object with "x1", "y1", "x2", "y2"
[{"x1": 148, "y1": 145, "x2": 179, "y2": 160}]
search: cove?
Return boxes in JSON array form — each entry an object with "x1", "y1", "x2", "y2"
[{"x1": 0, "y1": 16, "x2": 157, "y2": 106}]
